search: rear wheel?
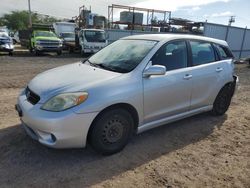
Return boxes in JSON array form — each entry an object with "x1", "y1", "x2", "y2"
[
  {"x1": 89, "y1": 108, "x2": 134, "y2": 155},
  {"x1": 211, "y1": 85, "x2": 233, "y2": 116}
]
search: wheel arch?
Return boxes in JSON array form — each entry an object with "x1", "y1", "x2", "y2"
[
  {"x1": 214, "y1": 80, "x2": 236, "y2": 103},
  {"x1": 87, "y1": 103, "x2": 139, "y2": 143}
]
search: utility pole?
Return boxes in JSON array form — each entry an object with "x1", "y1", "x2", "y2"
[
  {"x1": 228, "y1": 16, "x2": 235, "y2": 26},
  {"x1": 225, "y1": 16, "x2": 236, "y2": 41},
  {"x1": 28, "y1": 0, "x2": 32, "y2": 27}
]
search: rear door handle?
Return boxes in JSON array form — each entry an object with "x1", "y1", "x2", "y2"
[
  {"x1": 216, "y1": 67, "x2": 223, "y2": 72},
  {"x1": 183, "y1": 74, "x2": 193, "y2": 80}
]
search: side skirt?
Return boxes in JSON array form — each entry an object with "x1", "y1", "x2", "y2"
[{"x1": 137, "y1": 105, "x2": 213, "y2": 134}]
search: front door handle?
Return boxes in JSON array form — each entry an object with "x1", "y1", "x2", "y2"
[
  {"x1": 183, "y1": 74, "x2": 193, "y2": 80},
  {"x1": 216, "y1": 67, "x2": 223, "y2": 72}
]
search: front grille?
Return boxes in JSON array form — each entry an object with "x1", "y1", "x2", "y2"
[
  {"x1": 0, "y1": 40, "x2": 10, "y2": 45},
  {"x1": 25, "y1": 87, "x2": 40, "y2": 105},
  {"x1": 39, "y1": 40, "x2": 60, "y2": 47}
]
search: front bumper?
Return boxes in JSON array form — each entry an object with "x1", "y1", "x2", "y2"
[
  {"x1": 16, "y1": 93, "x2": 98, "y2": 148},
  {"x1": 35, "y1": 45, "x2": 62, "y2": 52},
  {"x1": 0, "y1": 44, "x2": 14, "y2": 52},
  {"x1": 83, "y1": 48, "x2": 101, "y2": 54}
]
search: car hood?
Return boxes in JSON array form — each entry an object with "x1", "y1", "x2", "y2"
[
  {"x1": 35, "y1": 36, "x2": 60, "y2": 41},
  {"x1": 28, "y1": 62, "x2": 121, "y2": 103},
  {"x1": 63, "y1": 37, "x2": 75, "y2": 42}
]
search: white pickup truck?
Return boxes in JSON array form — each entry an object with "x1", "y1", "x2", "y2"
[{"x1": 78, "y1": 29, "x2": 108, "y2": 56}]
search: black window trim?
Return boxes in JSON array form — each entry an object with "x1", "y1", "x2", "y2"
[
  {"x1": 211, "y1": 43, "x2": 220, "y2": 61},
  {"x1": 150, "y1": 39, "x2": 191, "y2": 72},
  {"x1": 187, "y1": 39, "x2": 218, "y2": 67},
  {"x1": 212, "y1": 43, "x2": 234, "y2": 60}
]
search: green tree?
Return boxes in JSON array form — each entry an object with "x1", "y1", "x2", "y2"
[{"x1": 0, "y1": 11, "x2": 61, "y2": 32}]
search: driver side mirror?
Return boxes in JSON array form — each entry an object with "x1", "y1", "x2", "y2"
[{"x1": 143, "y1": 65, "x2": 166, "y2": 77}]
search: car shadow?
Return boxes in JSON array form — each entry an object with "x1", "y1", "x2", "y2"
[{"x1": 0, "y1": 112, "x2": 227, "y2": 187}]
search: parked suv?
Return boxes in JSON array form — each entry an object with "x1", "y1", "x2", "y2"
[
  {"x1": 16, "y1": 34, "x2": 238, "y2": 155},
  {"x1": 0, "y1": 32, "x2": 14, "y2": 55}
]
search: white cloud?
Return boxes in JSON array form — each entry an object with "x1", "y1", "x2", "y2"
[
  {"x1": 192, "y1": 6, "x2": 201, "y2": 11},
  {"x1": 133, "y1": 0, "x2": 230, "y2": 11},
  {"x1": 211, "y1": 11, "x2": 234, "y2": 17},
  {"x1": 204, "y1": 11, "x2": 234, "y2": 18}
]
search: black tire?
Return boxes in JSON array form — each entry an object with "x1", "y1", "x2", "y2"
[
  {"x1": 9, "y1": 51, "x2": 13, "y2": 56},
  {"x1": 57, "y1": 50, "x2": 62, "y2": 56},
  {"x1": 35, "y1": 50, "x2": 40, "y2": 56},
  {"x1": 80, "y1": 49, "x2": 85, "y2": 57},
  {"x1": 211, "y1": 85, "x2": 233, "y2": 116},
  {"x1": 89, "y1": 108, "x2": 134, "y2": 155},
  {"x1": 69, "y1": 47, "x2": 74, "y2": 53},
  {"x1": 29, "y1": 47, "x2": 33, "y2": 53}
]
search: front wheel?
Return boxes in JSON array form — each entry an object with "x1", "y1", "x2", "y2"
[
  {"x1": 211, "y1": 85, "x2": 233, "y2": 116},
  {"x1": 29, "y1": 47, "x2": 33, "y2": 53},
  {"x1": 57, "y1": 50, "x2": 62, "y2": 56},
  {"x1": 89, "y1": 108, "x2": 134, "y2": 155},
  {"x1": 69, "y1": 47, "x2": 74, "y2": 53},
  {"x1": 80, "y1": 49, "x2": 85, "y2": 57},
  {"x1": 35, "y1": 49, "x2": 40, "y2": 56},
  {"x1": 9, "y1": 51, "x2": 13, "y2": 56}
]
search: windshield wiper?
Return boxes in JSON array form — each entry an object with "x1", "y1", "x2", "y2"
[
  {"x1": 83, "y1": 60, "x2": 126, "y2": 73},
  {"x1": 97, "y1": 63, "x2": 115, "y2": 71},
  {"x1": 83, "y1": 59, "x2": 100, "y2": 68},
  {"x1": 99, "y1": 64, "x2": 129, "y2": 73}
]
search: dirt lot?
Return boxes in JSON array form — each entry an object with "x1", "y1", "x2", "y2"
[{"x1": 0, "y1": 54, "x2": 249, "y2": 188}]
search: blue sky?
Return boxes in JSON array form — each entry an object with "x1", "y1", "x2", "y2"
[{"x1": 0, "y1": 0, "x2": 249, "y2": 28}]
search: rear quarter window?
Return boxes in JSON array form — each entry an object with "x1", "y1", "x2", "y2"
[{"x1": 214, "y1": 44, "x2": 234, "y2": 60}]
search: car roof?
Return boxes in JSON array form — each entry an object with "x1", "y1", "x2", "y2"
[
  {"x1": 81, "y1": 29, "x2": 105, "y2": 32},
  {"x1": 122, "y1": 34, "x2": 228, "y2": 46}
]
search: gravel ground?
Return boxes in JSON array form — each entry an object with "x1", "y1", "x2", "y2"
[{"x1": 0, "y1": 54, "x2": 249, "y2": 188}]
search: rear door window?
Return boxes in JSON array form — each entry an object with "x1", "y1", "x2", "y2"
[
  {"x1": 151, "y1": 40, "x2": 188, "y2": 71},
  {"x1": 190, "y1": 41, "x2": 216, "y2": 66}
]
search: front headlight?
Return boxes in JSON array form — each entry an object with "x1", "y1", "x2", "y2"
[
  {"x1": 36, "y1": 40, "x2": 41, "y2": 45},
  {"x1": 59, "y1": 40, "x2": 63, "y2": 46},
  {"x1": 41, "y1": 92, "x2": 88, "y2": 112}
]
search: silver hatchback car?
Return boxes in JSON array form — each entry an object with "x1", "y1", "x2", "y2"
[{"x1": 16, "y1": 34, "x2": 238, "y2": 154}]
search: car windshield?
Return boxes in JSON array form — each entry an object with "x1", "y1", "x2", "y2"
[
  {"x1": 87, "y1": 39, "x2": 158, "y2": 73},
  {"x1": 61, "y1": 33, "x2": 75, "y2": 38},
  {"x1": 84, "y1": 30, "x2": 106, "y2": 42},
  {"x1": 35, "y1": 31, "x2": 56, "y2": 37}
]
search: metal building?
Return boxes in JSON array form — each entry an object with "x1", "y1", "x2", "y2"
[
  {"x1": 105, "y1": 22, "x2": 250, "y2": 59},
  {"x1": 203, "y1": 22, "x2": 250, "y2": 59}
]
